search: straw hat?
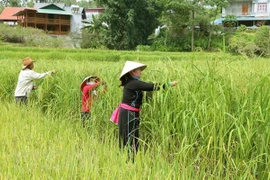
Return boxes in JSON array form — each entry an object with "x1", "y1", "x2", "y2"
[
  {"x1": 80, "y1": 75, "x2": 100, "y2": 91},
  {"x1": 119, "y1": 61, "x2": 147, "y2": 79},
  {"x1": 22, "y1": 57, "x2": 35, "y2": 70}
]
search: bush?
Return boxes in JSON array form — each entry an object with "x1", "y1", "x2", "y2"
[
  {"x1": 254, "y1": 26, "x2": 270, "y2": 56},
  {"x1": 0, "y1": 25, "x2": 24, "y2": 43},
  {"x1": 228, "y1": 27, "x2": 270, "y2": 57},
  {"x1": 228, "y1": 32, "x2": 259, "y2": 57},
  {"x1": 237, "y1": 24, "x2": 247, "y2": 32},
  {"x1": 0, "y1": 24, "x2": 66, "y2": 48}
]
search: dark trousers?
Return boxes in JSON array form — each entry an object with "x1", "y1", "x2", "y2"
[
  {"x1": 15, "y1": 96, "x2": 27, "y2": 105},
  {"x1": 81, "y1": 112, "x2": 91, "y2": 127},
  {"x1": 118, "y1": 108, "x2": 140, "y2": 162}
]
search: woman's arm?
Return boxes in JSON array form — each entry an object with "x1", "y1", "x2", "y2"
[{"x1": 129, "y1": 80, "x2": 178, "y2": 91}]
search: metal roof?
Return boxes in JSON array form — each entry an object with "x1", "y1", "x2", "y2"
[
  {"x1": 213, "y1": 16, "x2": 270, "y2": 25},
  {"x1": 236, "y1": 16, "x2": 270, "y2": 21},
  {"x1": 211, "y1": 17, "x2": 224, "y2": 25},
  {"x1": 34, "y1": 3, "x2": 65, "y2": 10},
  {"x1": 37, "y1": 9, "x2": 72, "y2": 16}
]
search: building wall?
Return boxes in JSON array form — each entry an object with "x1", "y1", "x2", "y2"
[
  {"x1": 223, "y1": 1, "x2": 253, "y2": 16},
  {"x1": 70, "y1": 13, "x2": 83, "y2": 34},
  {"x1": 223, "y1": 0, "x2": 270, "y2": 17},
  {"x1": 85, "y1": 8, "x2": 104, "y2": 22}
]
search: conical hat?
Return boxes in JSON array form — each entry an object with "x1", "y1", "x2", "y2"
[
  {"x1": 119, "y1": 61, "x2": 147, "y2": 79},
  {"x1": 80, "y1": 75, "x2": 100, "y2": 91}
]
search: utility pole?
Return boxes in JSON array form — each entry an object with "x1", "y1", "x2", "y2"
[{"x1": 191, "y1": 9, "x2": 194, "y2": 52}]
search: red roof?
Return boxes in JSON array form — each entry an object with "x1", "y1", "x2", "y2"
[{"x1": 0, "y1": 7, "x2": 25, "y2": 20}]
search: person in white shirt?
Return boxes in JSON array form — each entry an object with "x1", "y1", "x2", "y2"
[{"x1": 14, "y1": 57, "x2": 56, "y2": 104}]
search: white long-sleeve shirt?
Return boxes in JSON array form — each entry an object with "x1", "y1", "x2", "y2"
[{"x1": 14, "y1": 69, "x2": 51, "y2": 97}]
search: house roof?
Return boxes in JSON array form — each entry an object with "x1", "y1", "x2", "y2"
[
  {"x1": 236, "y1": 16, "x2": 270, "y2": 21},
  {"x1": 34, "y1": 3, "x2": 85, "y2": 14},
  {"x1": 213, "y1": 16, "x2": 270, "y2": 25},
  {"x1": 37, "y1": 9, "x2": 72, "y2": 16},
  {"x1": 13, "y1": 8, "x2": 72, "y2": 16},
  {"x1": 0, "y1": 7, "x2": 25, "y2": 20},
  {"x1": 211, "y1": 17, "x2": 224, "y2": 25},
  {"x1": 12, "y1": 8, "x2": 37, "y2": 16},
  {"x1": 34, "y1": 3, "x2": 65, "y2": 10},
  {"x1": 35, "y1": 3, "x2": 82, "y2": 15}
]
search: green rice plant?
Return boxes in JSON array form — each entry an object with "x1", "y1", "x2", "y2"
[{"x1": 0, "y1": 46, "x2": 269, "y2": 179}]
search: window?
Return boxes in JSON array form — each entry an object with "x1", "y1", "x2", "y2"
[{"x1": 257, "y1": 3, "x2": 267, "y2": 12}]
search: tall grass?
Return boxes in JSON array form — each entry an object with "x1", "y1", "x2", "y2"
[{"x1": 0, "y1": 47, "x2": 269, "y2": 179}]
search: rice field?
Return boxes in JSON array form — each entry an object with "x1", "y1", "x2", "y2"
[{"x1": 0, "y1": 45, "x2": 269, "y2": 179}]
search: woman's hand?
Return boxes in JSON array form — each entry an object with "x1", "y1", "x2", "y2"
[
  {"x1": 170, "y1": 81, "x2": 178, "y2": 86},
  {"x1": 50, "y1": 70, "x2": 57, "y2": 74}
]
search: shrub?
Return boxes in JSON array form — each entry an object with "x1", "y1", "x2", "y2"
[
  {"x1": 228, "y1": 26, "x2": 270, "y2": 57},
  {"x1": 0, "y1": 25, "x2": 24, "y2": 43},
  {"x1": 228, "y1": 32, "x2": 259, "y2": 57},
  {"x1": 224, "y1": 14, "x2": 237, "y2": 29},
  {"x1": 237, "y1": 24, "x2": 247, "y2": 32},
  {"x1": 254, "y1": 26, "x2": 270, "y2": 56},
  {"x1": 0, "y1": 24, "x2": 66, "y2": 48}
]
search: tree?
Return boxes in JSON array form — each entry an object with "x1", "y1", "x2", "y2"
[
  {"x1": 204, "y1": 0, "x2": 228, "y2": 49},
  {"x1": 95, "y1": 0, "x2": 162, "y2": 50},
  {"x1": 3, "y1": 0, "x2": 21, "y2": 7},
  {"x1": 224, "y1": 14, "x2": 237, "y2": 31},
  {"x1": 27, "y1": 1, "x2": 35, "y2": 7},
  {"x1": 152, "y1": 0, "x2": 228, "y2": 52},
  {"x1": 0, "y1": 5, "x2": 4, "y2": 14},
  {"x1": 155, "y1": 0, "x2": 206, "y2": 51},
  {"x1": 80, "y1": 15, "x2": 105, "y2": 48}
]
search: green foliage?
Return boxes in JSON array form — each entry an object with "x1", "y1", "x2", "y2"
[
  {"x1": 237, "y1": 24, "x2": 247, "y2": 32},
  {"x1": 80, "y1": 15, "x2": 106, "y2": 49},
  {"x1": 0, "y1": 4, "x2": 4, "y2": 13},
  {"x1": 224, "y1": 14, "x2": 237, "y2": 29},
  {"x1": 149, "y1": 0, "x2": 227, "y2": 52},
  {"x1": 2, "y1": 45, "x2": 219, "y2": 62},
  {"x1": 254, "y1": 26, "x2": 270, "y2": 56},
  {"x1": 208, "y1": 34, "x2": 224, "y2": 51},
  {"x1": 95, "y1": 0, "x2": 162, "y2": 50},
  {"x1": 228, "y1": 32, "x2": 259, "y2": 57},
  {"x1": 7, "y1": 0, "x2": 20, "y2": 6},
  {"x1": 0, "y1": 0, "x2": 97, "y2": 8},
  {"x1": 0, "y1": 24, "x2": 67, "y2": 48},
  {"x1": 136, "y1": 45, "x2": 152, "y2": 52},
  {"x1": 151, "y1": 28, "x2": 224, "y2": 52},
  {"x1": 80, "y1": 28, "x2": 101, "y2": 48},
  {"x1": 0, "y1": 25, "x2": 24, "y2": 43},
  {"x1": 27, "y1": 0, "x2": 35, "y2": 7},
  {"x1": 228, "y1": 27, "x2": 270, "y2": 57}
]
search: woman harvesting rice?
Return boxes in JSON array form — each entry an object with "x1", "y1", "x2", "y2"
[{"x1": 111, "y1": 60, "x2": 178, "y2": 162}]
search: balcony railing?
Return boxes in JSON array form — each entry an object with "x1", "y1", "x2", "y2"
[
  {"x1": 24, "y1": 17, "x2": 70, "y2": 25},
  {"x1": 17, "y1": 21, "x2": 70, "y2": 35}
]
